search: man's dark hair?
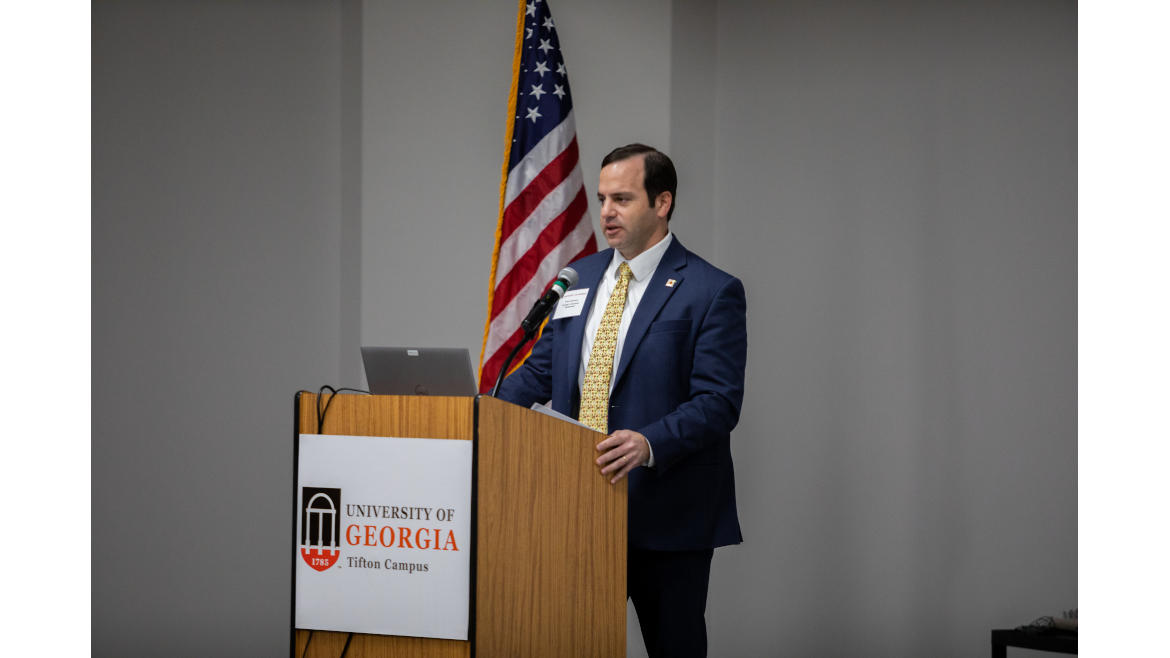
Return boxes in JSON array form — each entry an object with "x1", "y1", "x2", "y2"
[{"x1": 601, "y1": 143, "x2": 677, "y2": 221}]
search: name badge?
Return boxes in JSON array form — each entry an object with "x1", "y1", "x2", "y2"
[{"x1": 553, "y1": 289, "x2": 590, "y2": 319}]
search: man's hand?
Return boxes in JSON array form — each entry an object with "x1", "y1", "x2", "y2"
[{"x1": 596, "y1": 429, "x2": 650, "y2": 484}]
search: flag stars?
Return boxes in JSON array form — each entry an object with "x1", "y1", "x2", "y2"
[
  {"x1": 552, "y1": 84, "x2": 566, "y2": 99},
  {"x1": 525, "y1": 106, "x2": 543, "y2": 123},
  {"x1": 543, "y1": 16, "x2": 555, "y2": 29},
  {"x1": 529, "y1": 84, "x2": 546, "y2": 100},
  {"x1": 556, "y1": 62, "x2": 567, "y2": 76},
  {"x1": 538, "y1": 38, "x2": 553, "y2": 54},
  {"x1": 526, "y1": 2, "x2": 536, "y2": 17},
  {"x1": 526, "y1": 27, "x2": 533, "y2": 39},
  {"x1": 533, "y1": 60, "x2": 550, "y2": 76}
]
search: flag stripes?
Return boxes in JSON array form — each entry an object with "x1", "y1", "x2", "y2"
[{"x1": 479, "y1": 0, "x2": 597, "y2": 393}]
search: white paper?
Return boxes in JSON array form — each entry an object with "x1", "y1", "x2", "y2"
[{"x1": 530, "y1": 402, "x2": 596, "y2": 430}]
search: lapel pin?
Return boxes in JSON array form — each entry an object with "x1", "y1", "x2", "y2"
[{"x1": 665, "y1": 279, "x2": 676, "y2": 287}]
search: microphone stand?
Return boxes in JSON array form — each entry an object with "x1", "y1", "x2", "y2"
[
  {"x1": 489, "y1": 267, "x2": 576, "y2": 398},
  {"x1": 489, "y1": 327, "x2": 538, "y2": 398}
]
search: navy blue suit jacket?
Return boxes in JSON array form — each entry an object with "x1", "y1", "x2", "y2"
[{"x1": 497, "y1": 237, "x2": 746, "y2": 550}]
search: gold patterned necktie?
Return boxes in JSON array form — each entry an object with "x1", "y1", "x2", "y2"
[{"x1": 579, "y1": 262, "x2": 633, "y2": 432}]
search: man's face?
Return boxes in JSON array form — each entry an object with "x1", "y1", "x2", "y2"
[{"x1": 597, "y1": 155, "x2": 671, "y2": 260}]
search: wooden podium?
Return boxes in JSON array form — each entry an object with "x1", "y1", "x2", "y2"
[{"x1": 292, "y1": 393, "x2": 627, "y2": 657}]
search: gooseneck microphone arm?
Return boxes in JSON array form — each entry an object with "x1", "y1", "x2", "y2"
[
  {"x1": 489, "y1": 337, "x2": 532, "y2": 399},
  {"x1": 489, "y1": 267, "x2": 578, "y2": 398}
]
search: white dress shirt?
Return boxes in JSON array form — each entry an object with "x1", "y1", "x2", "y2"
[{"x1": 578, "y1": 232, "x2": 673, "y2": 464}]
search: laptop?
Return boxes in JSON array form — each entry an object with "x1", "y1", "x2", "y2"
[{"x1": 360, "y1": 346, "x2": 478, "y2": 396}]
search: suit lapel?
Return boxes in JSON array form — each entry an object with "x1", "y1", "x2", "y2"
[{"x1": 611, "y1": 238, "x2": 688, "y2": 393}]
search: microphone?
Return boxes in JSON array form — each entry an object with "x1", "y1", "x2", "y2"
[
  {"x1": 520, "y1": 267, "x2": 579, "y2": 336},
  {"x1": 491, "y1": 267, "x2": 579, "y2": 398}
]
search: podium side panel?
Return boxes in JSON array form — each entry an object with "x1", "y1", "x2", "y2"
[
  {"x1": 475, "y1": 396, "x2": 627, "y2": 657},
  {"x1": 295, "y1": 394, "x2": 473, "y2": 658}
]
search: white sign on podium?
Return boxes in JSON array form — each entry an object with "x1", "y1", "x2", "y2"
[{"x1": 295, "y1": 434, "x2": 473, "y2": 640}]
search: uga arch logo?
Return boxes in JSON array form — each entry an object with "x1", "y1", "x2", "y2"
[{"x1": 300, "y1": 487, "x2": 341, "y2": 571}]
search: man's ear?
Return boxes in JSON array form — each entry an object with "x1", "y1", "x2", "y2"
[{"x1": 654, "y1": 191, "x2": 673, "y2": 219}]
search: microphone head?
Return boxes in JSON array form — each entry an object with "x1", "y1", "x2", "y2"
[{"x1": 557, "y1": 267, "x2": 579, "y2": 288}]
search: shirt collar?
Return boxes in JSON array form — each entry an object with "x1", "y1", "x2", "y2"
[{"x1": 608, "y1": 232, "x2": 673, "y2": 283}]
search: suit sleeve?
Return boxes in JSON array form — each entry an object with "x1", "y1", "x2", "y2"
[
  {"x1": 637, "y1": 277, "x2": 747, "y2": 473},
  {"x1": 494, "y1": 318, "x2": 556, "y2": 409}
]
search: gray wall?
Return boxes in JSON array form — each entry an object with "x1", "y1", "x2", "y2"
[
  {"x1": 93, "y1": 2, "x2": 343, "y2": 654},
  {"x1": 706, "y1": 2, "x2": 1076, "y2": 657},
  {"x1": 93, "y1": 1, "x2": 1075, "y2": 656}
]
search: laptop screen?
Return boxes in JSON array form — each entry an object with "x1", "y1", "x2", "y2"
[{"x1": 360, "y1": 347, "x2": 478, "y2": 396}]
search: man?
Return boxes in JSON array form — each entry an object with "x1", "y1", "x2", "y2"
[{"x1": 497, "y1": 144, "x2": 746, "y2": 658}]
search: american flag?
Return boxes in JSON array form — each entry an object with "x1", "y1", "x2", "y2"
[{"x1": 479, "y1": 0, "x2": 597, "y2": 393}]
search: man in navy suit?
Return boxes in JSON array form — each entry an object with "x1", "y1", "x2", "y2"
[{"x1": 497, "y1": 144, "x2": 746, "y2": 658}]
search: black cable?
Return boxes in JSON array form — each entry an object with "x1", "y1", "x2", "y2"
[
  {"x1": 316, "y1": 385, "x2": 331, "y2": 430},
  {"x1": 315, "y1": 385, "x2": 371, "y2": 432},
  {"x1": 292, "y1": 388, "x2": 367, "y2": 658},
  {"x1": 299, "y1": 630, "x2": 313, "y2": 658},
  {"x1": 489, "y1": 330, "x2": 536, "y2": 397},
  {"x1": 339, "y1": 632, "x2": 354, "y2": 657}
]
